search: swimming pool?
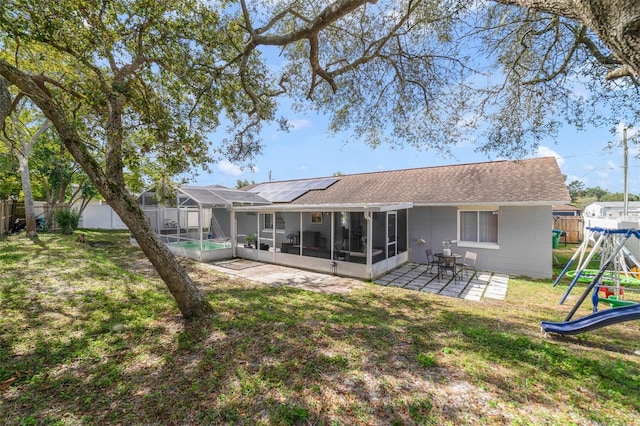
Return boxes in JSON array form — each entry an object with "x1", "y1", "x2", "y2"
[
  {"x1": 169, "y1": 240, "x2": 231, "y2": 250},
  {"x1": 166, "y1": 239, "x2": 233, "y2": 262}
]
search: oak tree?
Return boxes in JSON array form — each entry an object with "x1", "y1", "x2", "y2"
[{"x1": 2, "y1": 0, "x2": 640, "y2": 319}]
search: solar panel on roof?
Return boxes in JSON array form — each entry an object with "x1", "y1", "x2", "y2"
[
  {"x1": 306, "y1": 177, "x2": 337, "y2": 190},
  {"x1": 257, "y1": 189, "x2": 307, "y2": 203},
  {"x1": 247, "y1": 177, "x2": 338, "y2": 202}
]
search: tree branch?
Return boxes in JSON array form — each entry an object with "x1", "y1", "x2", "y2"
[
  {"x1": 493, "y1": 0, "x2": 581, "y2": 20},
  {"x1": 606, "y1": 64, "x2": 635, "y2": 80},
  {"x1": 576, "y1": 27, "x2": 620, "y2": 66},
  {"x1": 251, "y1": 0, "x2": 376, "y2": 46}
]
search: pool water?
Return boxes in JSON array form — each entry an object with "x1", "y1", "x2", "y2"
[{"x1": 170, "y1": 241, "x2": 230, "y2": 250}]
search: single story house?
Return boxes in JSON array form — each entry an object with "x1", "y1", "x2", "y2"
[
  {"x1": 552, "y1": 204, "x2": 581, "y2": 217},
  {"x1": 148, "y1": 157, "x2": 569, "y2": 280},
  {"x1": 583, "y1": 201, "x2": 640, "y2": 218}
]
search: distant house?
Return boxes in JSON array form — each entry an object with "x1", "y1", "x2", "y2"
[
  {"x1": 553, "y1": 204, "x2": 582, "y2": 217},
  {"x1": 583, "y1": 201, "x2": 640, "y2": 218},
  {"x1": 581, "y1": 202, "x2": 640, "y2": 262}
]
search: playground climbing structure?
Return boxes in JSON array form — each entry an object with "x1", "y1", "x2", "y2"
[{"x1": 542, "y1": 227, "x2": 640, "y2": 335}]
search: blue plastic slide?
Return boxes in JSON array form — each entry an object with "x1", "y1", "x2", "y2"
[{"x1": 541, "y1": 304, "x2": 640, "y2": 335}]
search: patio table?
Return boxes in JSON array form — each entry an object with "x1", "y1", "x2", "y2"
[{"x1": 435, "y1": 253, "x2": 462, "y2": 281}]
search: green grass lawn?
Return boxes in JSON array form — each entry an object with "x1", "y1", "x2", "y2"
[{"x1": 1, "y1": 231, "x2": 639, "y2": 425}]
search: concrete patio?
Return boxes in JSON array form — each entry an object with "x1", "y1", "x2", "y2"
[
  {"x1": 207, "y1": 259, "x2": 509, "y2": 301},
  {"x1": 374, "y1": 262, "x2": 509, "y2": 301}
]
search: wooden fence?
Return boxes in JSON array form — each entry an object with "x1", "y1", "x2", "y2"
[
  {"x1": 1, "y1": 200, "x2": 69, "y2": 234},
  {"x1": 553, "y1": 216, "x2": 584, "y2": 244},
  {"x1": 0, "y1": 200, "x2": 24, "y2": 234}
]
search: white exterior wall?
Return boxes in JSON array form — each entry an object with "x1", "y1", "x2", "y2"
[
  {"x1": 492, "y1": 206, "x2": 552, "y2": 278},
  {"x1": 408, "y1": 205, "x2": 552, "y2": 278}
]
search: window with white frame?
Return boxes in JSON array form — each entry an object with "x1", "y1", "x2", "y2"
[{"x1": 459, "y1": 209, "x2": 498, "y2": 243}]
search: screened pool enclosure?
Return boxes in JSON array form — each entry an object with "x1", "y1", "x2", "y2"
[
  {"x1": 139, "y1": 185, "x2": 270, "y2": 262},
  {"x1": 140, "y1": 184, "x2": 410, "y2": 279}
]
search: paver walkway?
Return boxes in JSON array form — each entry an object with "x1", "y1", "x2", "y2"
[{"x1": 374, "y1": 262, "x2": 509, "y2": 301}]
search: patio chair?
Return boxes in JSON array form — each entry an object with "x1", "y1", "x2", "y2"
[
  {"x1": 456, "y1": 251, "x2": 477, "y2": 277},
  {"x1": 425, "y1": 249, "x2": 439, "y2": 273}
]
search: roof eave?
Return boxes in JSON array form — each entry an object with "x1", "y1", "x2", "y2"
[
  {"x1": 232, "y1": 202, "x2": 413, "y2": 213},
  {"x1": 412, "y1": 200, "x2": 570, "y2": 207}
]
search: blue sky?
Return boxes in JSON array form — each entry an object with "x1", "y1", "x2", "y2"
[
  {"x1": 192, "y1": 36, "x2": 640, "y2": 195},
  {"x1": 196, "y1": 108, "x2": 640, "y2": 195}
]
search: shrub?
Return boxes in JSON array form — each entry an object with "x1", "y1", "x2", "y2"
[{"x1": 54, "y1": 208, "x2": 81, "y2": 234}]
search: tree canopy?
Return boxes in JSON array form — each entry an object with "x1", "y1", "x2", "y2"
[
  {"x1": 2, "y1": 0, "x2": 640, "y2": 317},
  {"x1": 1, "y1": 1, "x2": 638, "y2": 173},
  {"x1": 567, "y1": 179, "x2": 639, "y2": 206}
]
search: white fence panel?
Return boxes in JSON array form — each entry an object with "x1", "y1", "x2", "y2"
[{"x1": 80, "y1": 204, "x2": 128, "y2": 230}]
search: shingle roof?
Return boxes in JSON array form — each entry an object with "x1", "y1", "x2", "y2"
[
  {"x1": 553, "y1": 204, "x2": 581, "y2": 211},
  {"x1": 253, "y1": 157, "x2": 569, "y2": 206}
]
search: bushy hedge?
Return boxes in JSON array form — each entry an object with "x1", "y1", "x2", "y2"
[{"x1": 54, "y1": 208, "x2": 81, "y2": 234}]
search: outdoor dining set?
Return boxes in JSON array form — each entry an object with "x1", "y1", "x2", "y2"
[{"x1": 426, "y1": 249, "x2": 477, "y2": 281}]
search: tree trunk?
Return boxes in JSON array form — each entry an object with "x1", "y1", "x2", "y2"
[
  {"x1": 0, "y1": 76, "x2": 10, "y2": 129},
  {"x1": 14, "y1": 118, "x2": 51, "y2": 238},
  {"x1": 106, "y1": 189, "x2": 214, "y2": 319},
  {"x1": 0, "y1": 60, "x2": 214, "y2": 319},
  {"x1": 17, "y1": 153, "x2": 36, "y2": 237},
  {"x1": 498, "y1": 0, "x2": 640, "y2": 79}
]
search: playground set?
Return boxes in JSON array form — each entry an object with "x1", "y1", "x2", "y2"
[{"x1": 541, "y1": 227, "x2": 640, "y2": 335}]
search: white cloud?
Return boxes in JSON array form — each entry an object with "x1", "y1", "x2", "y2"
[
  {"x1": 536, "y1": 146, "x2": 565, "y2": 168},
  {"x1": 217, "y1": 160, "x2": 243, "y2": 176},
  {"x1": 289, "y1": 119, "x2": 312, "y2": 130}
]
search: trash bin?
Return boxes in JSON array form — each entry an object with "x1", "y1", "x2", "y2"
[{"x1": 552, "y1": 229, "x2": 562, "y2": 249}]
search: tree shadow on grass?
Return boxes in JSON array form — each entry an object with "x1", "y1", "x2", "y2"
[
  {"x1": 2, "y1": 233, "x2": 640, "y2": 425},
  {"x1": 4, "y1": 280, "x2": 640, "y2": 425}
]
